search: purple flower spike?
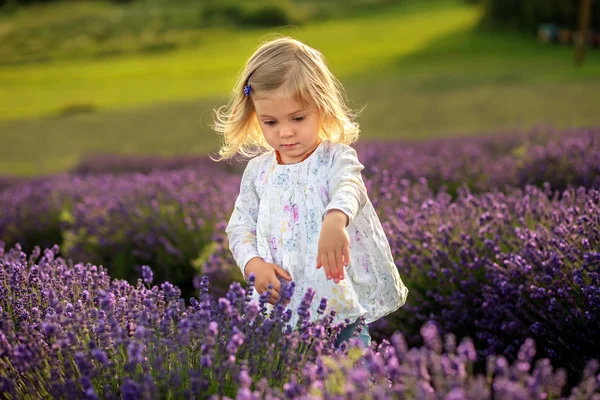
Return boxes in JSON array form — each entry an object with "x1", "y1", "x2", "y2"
[{"x1": 141, "y1": 265, "x2": 153, "y2": 285}]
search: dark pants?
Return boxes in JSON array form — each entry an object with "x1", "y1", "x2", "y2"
[{"x1": 334, "y1": 318, "x2": 371, "y2": 348}]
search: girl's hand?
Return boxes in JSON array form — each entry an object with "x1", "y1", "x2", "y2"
[
  {"x1": 245, "y1": 257, "x2": 292, "y2": 305},
  {"x1": 317, "y1": 210, "x2": 350, "y2": 284}
]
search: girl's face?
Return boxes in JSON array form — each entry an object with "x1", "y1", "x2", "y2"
[{"x1": 253, "y1": 86, "x2": 321, "y2": 164}]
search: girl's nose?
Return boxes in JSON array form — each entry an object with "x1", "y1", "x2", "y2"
[{"x1": 280, "y1": 127, "x2": 294, "y2": 138}]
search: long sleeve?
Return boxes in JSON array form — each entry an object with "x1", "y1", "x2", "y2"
[
  {"x1": 226, "y1": 159, "x2": 261, "y2": 277},
  {"x1": 323, "y1": 145, "x2": 368, "y2": 225}
]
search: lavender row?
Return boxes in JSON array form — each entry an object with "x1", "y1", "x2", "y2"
[
  {"x1": 356, "y1": 126, "x2": 600, "y2": 196},
  {"x1": 70, "y1": 153, "x2": 241, "y2": 176},
  {"x1": 1, "y1": 244, "x2": 598, "y2": 399},
  {"x1": 65, "y1": 126, "x2": 600, "y2": 193},
  {"x1": 372, "y1": 182, "x2": 600, "y2": 382},
  {"x1": 0, "y1": 243, "x2": 337, "y2": 398},
  {"x1": 0, "y1": 168, "x2": 242, "y2": 299},
  {"x1": 4, "y1": 126, "x2": 597, "y2": 194}
]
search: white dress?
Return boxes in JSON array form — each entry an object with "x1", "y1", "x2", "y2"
[{"x1": 226, "y1": 139, "x2": 409, "y2": 327}]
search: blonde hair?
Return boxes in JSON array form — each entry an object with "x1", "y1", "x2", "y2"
[{"x1": 213, "y1": 36, "x2": 360, "y2": 161}]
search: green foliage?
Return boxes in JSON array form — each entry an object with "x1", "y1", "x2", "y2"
[
  {"x1": 0, "y1": 1, "x2": 208, "y2": 65},
  {"x1": 481, "y1": 0, "x2": 600, "y2": 32},
  {"x1": 201, "y1": 0, "x2": 306, "y2": 28},
  {"x1": 0, "y1": 0, "x2": 404, "y2": 66}
]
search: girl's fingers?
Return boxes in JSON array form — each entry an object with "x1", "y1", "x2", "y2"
[
  {"x1": 322, "y1": 256, "x2": 330, "y2": 280},
  {"x1": 270, "y1": 291, "x2": 280, "y2": 302},
  {"x1": 328, "y1": 252, "x2": 340, "y2": 283},
  {"x1": 335, "y1": 248, "x2": 343, "y2": 281},
  {"x1": 343, "y1": 246, "x2": 351, "y2": 267},
  {"x1": 269, "y1": 280, "x2": 281, "y2": 295},
  {"x1": 266, "y1": 287, "x2": 280, "y2": 302},
  {"x1": 259, "y1": 283, "x2": 280, "y2": 297},
  {"x1": 331, "y1": 252, "x2": 340, "y2": 281},
  {"x1": 321, "y1": 253, "x2": 331, "y2": 279},
  {"x1": 274, "y1": 265, "x2": 292, "y2": 281},
  {"x1": 318, "y1": 248, "x2": 350, "y2": 282}
]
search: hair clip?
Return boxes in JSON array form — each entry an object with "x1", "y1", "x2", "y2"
[{"x1": 244, "y1": 73, "x2": 253, "y2": 97}]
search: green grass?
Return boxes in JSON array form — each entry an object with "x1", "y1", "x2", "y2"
[
  {"x1": 1, "y1": 0, "x2": 599, "y2": 176},
  {"x1": 0, "y1": 2, "x2": 479, "y2": 120}
]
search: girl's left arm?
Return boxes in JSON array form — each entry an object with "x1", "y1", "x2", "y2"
[{"x1": 323, "y1": 145, "x2": 368, "y2": 225}]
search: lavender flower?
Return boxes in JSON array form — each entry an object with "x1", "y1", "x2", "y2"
[{"x1": 141, "y1": 265, "x2": 153, "y2": 286}]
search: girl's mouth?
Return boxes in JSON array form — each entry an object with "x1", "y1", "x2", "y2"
[{"x1": 281, "y1": 144, "x2": 297, "y2": 149}]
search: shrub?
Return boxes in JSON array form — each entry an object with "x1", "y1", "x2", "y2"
[
  {"x1": 0, "y1": 168, "x2": 240, "y2": 300},
  {"x1": 481, "y1": 0, "x2": 600, "y2": 32},
  {"x1": 376, "y1": 183, "x2": 600, "y2": 385},
  {"x1": 55, "y1": 101, "x2": 97, "y2": 117},
  {"x1": 201, "y1": 0, "x2": 304, "y2": 28},
  {"x1": 0, "y1": 243, "x2": 347, "y2": 398}
]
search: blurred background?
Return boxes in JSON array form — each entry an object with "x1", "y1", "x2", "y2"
[{"x1": 0, "y1": 0, "x2": 599, "y2": 177}]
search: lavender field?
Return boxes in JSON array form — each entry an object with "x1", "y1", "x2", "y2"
[{"x1": 1, "y1": 126, "x2": 600, "y2": 399}]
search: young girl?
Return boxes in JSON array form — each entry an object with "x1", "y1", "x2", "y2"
[{"x1": 215, "y1": 36, "x2": 408, "y2": 348}]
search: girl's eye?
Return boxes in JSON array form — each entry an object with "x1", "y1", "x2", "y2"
[
  {"x1": 264, "y1": 120, "x2": 276, "y2": 126},
  {"x1": 293, "y1": 116, "x2": 305, "y2": 122}
]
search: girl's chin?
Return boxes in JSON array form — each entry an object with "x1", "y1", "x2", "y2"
[{"x1": 281, "y1": 151, "x2": 308, "y2": 163}]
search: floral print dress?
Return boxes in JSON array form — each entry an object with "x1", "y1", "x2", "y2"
[{"x1": 226, "y1": 139, "x2": 409, "y2": 327}]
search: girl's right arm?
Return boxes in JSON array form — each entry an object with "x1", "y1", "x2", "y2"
[{"x1": 225, "y1": 160, "x2": 261, "y2": 278}]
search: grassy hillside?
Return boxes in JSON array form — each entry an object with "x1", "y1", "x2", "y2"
[
  {"x1": 0, "y1": 1, "x2": 479, "y2": 120},
  {"x1": 1, "y1": 0, "x2": 599, "y2": 176}
]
